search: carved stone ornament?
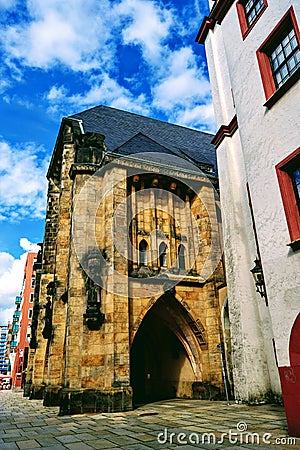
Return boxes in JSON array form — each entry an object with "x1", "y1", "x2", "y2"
[
  {"x1": 84, "y1": 277, "x2": 105, "y2": 330},
  {"x1": 83, "y1": 251, "x2": 105, "y2": 330},
  {"x1": 42, "y1": 298, "x2": 53, "y2": 340},
  {"x1": 42, "y1": 281, "x2": 55, "y2": 340},
  {"x1": 75, "y1": 132, "x2": 106, "y2": 165}
]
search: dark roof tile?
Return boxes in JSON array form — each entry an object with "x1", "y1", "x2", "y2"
[{"x1": 69, "y1": 105, "x2": 216, "y2": 171}]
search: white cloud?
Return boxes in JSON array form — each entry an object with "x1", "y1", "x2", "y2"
[
  {"x1": 0, "y1": 0, "x2": 16, "y2": 9},
  {"x1": 0, "y1": 140, "x2": 49, "y2": 221},
  {"x1": 0, "y1": 307, "x2": 15, "y2": 326},
  {"x1": 0, "y1": 239, "x2": 39, "y2": 325},
  {"x1": 19, "y1": 238, "x2": 40, "y2": 252},
  {"x1": 152, "y1": 47, "x2": 211, "y2": 107},
  {"x1": 0, "y1": 251, "x2": 25, "y2": 324},
  {"x1": 47, "y1": 85, "x2": 68, "y2": 101},
  {"x1": 174, "y1": 103, "x2": 216, "y2": 131},
  {"x1": 46, "y1": 75, "x2": 151, "y2": 117},
  {"x1": 1, "y1": 0, "x2": 115, "y2": 71},
  {"x1": 0, "y1": 0, "x2": 215, "y2": 132},
  {"x1": 151, "y1": 47, "x2": 214, "y2": 130},
  {"x1": 118, "y1": 0, "x2": 174, "y2": 65},
  {"x1": 3, "y1": 94, "x2": 34, "y2": 109}
]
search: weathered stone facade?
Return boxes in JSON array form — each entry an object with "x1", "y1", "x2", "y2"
[{"x1": 26, "y1": 106, "x2": 229, "y2": 414}]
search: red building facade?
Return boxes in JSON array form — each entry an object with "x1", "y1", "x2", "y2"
[{"x1": 11, "y1": 252, "x2": 37, "y2": 388}]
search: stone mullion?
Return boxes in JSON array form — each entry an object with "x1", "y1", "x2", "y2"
[
  {"x1": 150, "y1": 189, "x2": 158, "y2": 269},
  {"x1": 186, "y1": 194, "x2": 197, "y2": 274},
  {"x1": 168, "y1": 191, "x2": 177, "y2": 267},
  {"x1": 191, "y1": 194, "x2": 205, "y2": 276},
  {"x1": 199, "y1": 185, "x2": 215, "y2": 279},
  {"x1": 160, "y1": 192, "x2": 170, "y2": 264},
  {"x1": 141, "y1": 180, "x2": 146, "y2": 249},
  {"x1": 131, "y1": 184, "x2": 138, "y2": 271},
  {"x1": 178, "y1": 196, "x2": 189, "y2": 270}
]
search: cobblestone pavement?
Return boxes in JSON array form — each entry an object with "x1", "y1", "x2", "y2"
[{"x1": 0, "y1": 390, "x2": 300, "y2": 450}]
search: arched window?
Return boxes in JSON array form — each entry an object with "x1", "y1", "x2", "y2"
[
  {"x1": 178, "y1": 245, "x2": 186, "y2": 271},
  {"x1": 159, "y1": 242, "x2": 167, "y2": 267},
  {"x1": 139, "y1": 240, "x2": 148, "y2": 266}
]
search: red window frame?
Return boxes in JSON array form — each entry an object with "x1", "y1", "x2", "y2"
[
  {"x1": 256, "y1": 7, "x2": 300, "y2": 107},
  {"x1": 276, "y1": 147, "x2": 300, "y2": 247},
  {"x1": 237, "y1": 0, "x2": 268, "y2": 39}
]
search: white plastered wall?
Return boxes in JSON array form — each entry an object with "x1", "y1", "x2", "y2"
[{"x1": 202, "y1": 0, "x2": 300, "y2": 399}]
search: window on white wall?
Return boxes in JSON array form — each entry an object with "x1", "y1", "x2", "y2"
[
  {"x1": 237, "y1": 0, "x2": 268, "y2": 38},
  {"x1": 257, "y1": 7, "x2": 300, "y2": 107},
  {"x1": 276, "y1": 147, "x2": 300, "y2": 251},
  {"x1": 269, "y1": 27, "x2": 300, "y2": 88}
]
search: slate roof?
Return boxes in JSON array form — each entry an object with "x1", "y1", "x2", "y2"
[{"x1": 69, "y1": 105, "x2": 216, "y2": 173}]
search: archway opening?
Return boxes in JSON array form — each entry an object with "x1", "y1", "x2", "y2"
[{"x1": 130, "y1": 296, "x2": 198, "y2": 406}]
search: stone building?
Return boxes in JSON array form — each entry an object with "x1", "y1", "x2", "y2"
[
  {"x1": 197, "y1": 0, "x2": 300, "y2": 436},
  {"x1": 26, "y1": 105, "x2": 228, "y2": 414}
]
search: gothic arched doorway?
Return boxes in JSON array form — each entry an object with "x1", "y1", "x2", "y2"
[{"x1": 130, "y1": 295, "x2": 203, "y2": 405}]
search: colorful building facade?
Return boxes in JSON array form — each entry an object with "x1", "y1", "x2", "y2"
[{"x1": 11, "y1": 252, "x2": 37, "y2": 388}]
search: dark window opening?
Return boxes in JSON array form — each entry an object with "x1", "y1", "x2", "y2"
[
  {"x1": 139, "y1": 240, "x2": 148, "y2": 266},
  {"x1": 159, "y1": 242, "x2": 167, "y2": 268},
  {"x1": 178, "y1": 245, "x2": 186, "y2": 271}
]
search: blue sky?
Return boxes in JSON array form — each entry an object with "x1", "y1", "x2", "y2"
[{"x1": 0, "y1": 0, "x2": 214, "y2": 324}]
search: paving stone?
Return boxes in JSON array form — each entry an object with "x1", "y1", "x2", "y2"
[
  {"x1": 1, "y1": 391, "x2": 300, "y2": 450},
  {"x1": 35, "y1": 446, "x2": 66, "y2": 450},
  {"x1": 35, "y1": 437, "x2": 61, "y2": 446},
  {"x1": 16, "y1": 439, "x2": 41, "y2": 449},
  {"x1": 121, "y1": 445, "x2": 154, "y2": 450},
  {"x1": 0, "y1": 443, "x2": 19, "y2": 450},
  {"x1": 71, "y1": 433, "x2": 97, "y2": 441},
  {"x1": 64, "y1": 443, "x2": 94, "y2": 449},
  {"x1": 55, "y1": 434, "x2": 80, "y2": 443}
]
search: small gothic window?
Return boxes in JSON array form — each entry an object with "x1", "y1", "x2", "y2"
[
  {"x1": 178, "y1": 245, "x2": 186, "y2": 270},
  {"x1": 159, "y1": 242, "x2": 167, "y2": 267},
  {"x1": 139, "y1": 240, "x2": 148, "y2": 266}
]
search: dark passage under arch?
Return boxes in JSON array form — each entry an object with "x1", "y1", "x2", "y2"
[{"x1": 130, "y1": 295, "x2": 197, "y2": 406}]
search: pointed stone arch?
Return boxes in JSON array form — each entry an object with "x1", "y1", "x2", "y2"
[{"x1": 130, "y1": 292, "x2": 209, "y2": 404}]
